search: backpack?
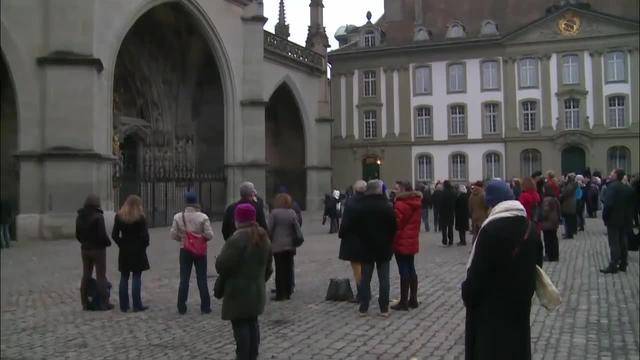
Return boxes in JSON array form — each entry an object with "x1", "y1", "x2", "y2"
[
  {"x1": 86, "y1": 278, "x2": 112, "y2": 311},
  {"x1": 629, "y1": 228, "x2": 639, "y2": 252},
  {"x1": 325, "y1": 278, "x2": 354, "y2": 302}
]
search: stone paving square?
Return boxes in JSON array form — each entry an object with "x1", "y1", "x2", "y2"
[{"x1": 1, "y1": 214, "x2": 638, "y2": 360}]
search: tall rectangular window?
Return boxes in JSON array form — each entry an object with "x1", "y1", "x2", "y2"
[
  {"x1": 416, "y1": 107, "x2": 432, "y2": 137},
  {"x1": 484, "y1": 103, "x2": 498, "y2": 134},
  {"x1": 485, "y1": 153, "x2": 501, "y2": 180},
  {"x1": 364, "y1": 110, "x2": 377, "y2": 139},
  {"x1": 519, "y1": 58, "x2": 539, "y2": 88},
  {"x1": 451, "y1": 154, "x2": 467, "y2": 180},
  {"x1": 606, "y1": 51, "x2": 626, "y2": 82},
  {"x1": 450, "y1": 105, "x2": 465, "y2": 135},
  {"x1": 363, "y1": 71, "x2": 376, "y2": 97},
  {"x1": 562, "y1": 54, "x2": 579, "y2": 84},
  {"x1": 564, "y1": 98, "x2": 580, "y2": 129},
  {"x1": 364, "y1": 31, "x2": 376, "y2": 48},
  {"x1": 522, "y1": 101, "x2": 537, "y2": 132},
  {"x1": 481, "y1": 61, "x2": 499, "y2": 90},
  {"x1": 608, "y1": 96, "x2": 625, "y2": 128},
  {"x1": 415, "y1": 67, "x2": 431, "y2": 94},
  {"x1": 448, "y1": 64, "x2": 465, "y2": 92},
  {"x1": 417, "y1": 155, "x2": 433, "y2": 181}
]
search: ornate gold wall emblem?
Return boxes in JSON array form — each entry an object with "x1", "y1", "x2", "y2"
[{"x1": 558, "y1": 13, "x2": 581, "y2": 35}]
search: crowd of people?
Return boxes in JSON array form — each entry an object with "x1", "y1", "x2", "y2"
[{"x1": 71, "y1": 167, "x2": 639, "y2": 359}]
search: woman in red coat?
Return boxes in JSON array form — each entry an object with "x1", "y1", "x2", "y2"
[
  {"x1": 518, "y1": 177, "x2": 541, "y2": 225},
  {"x1": 391, "y1": 180, "x2": 423, "y2": 311}
]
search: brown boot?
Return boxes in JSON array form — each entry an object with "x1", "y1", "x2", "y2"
[
  {"x1": 408, "y1": 274, "x2": 419, "y2": 309},
  {"x1": 390, "y1": 278, "x2": 409, "y2": 311}
]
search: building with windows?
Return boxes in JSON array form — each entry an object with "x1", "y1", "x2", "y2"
[{"x1": 329, "y1": 0, "x2": 639, "y2": 189}]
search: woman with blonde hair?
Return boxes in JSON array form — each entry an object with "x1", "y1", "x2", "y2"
[
  {"x1": 112, "y1": 194, "x2": 150, "y2": 312},
  {"x1": 268, "y1": 192, "x2": 303, "y2": 301}
]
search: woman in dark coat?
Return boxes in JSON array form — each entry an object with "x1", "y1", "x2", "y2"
[
  {"x1": 462, "y1": 180, "x2": 543, "y2": 360},
  {"x1": 439, "y1": 181, "x2": 457, "y2": 246},
  {"x1": 455, "y1": 185, "x2": 470, "y2": 246},
  {"x1": 112, "y1": 195, "x2": 150, "y2": 312},
  {"x1": 338, "y1": 180, "x2": 367, "y2": 301},
  {"x1": 216, "y1": 204, "x2": 273, "y2": 360}
]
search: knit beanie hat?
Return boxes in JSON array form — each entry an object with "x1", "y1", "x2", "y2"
[
  {"x1": 484, "y1": 180, "x2": 514, "y2": 208},
  {"x1": 184, "y1": 191, "x2": 198, "y2": 205},
  {"x1": 234, "y1": 203, "x2": 256, "y2": 224}
]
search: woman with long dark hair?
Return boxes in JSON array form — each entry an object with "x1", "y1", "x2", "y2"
[
  {"x1": 112, "y1": 195, "x2": 150, "y2": 312},
  {"x1": 216, "y1": 204, "x2": 273, "y2": 360}
]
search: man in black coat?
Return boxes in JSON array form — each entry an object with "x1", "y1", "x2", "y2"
[
  {"x1": 222, "y1": 182, "x2": 268, "y2": 240},
  {"x1": 341, "y1": 180, "x2": 397, "y2": 316},
  {"x1": 338, "y1": 180, "x2": 367, "y2": 302},
  {"x1": 432, "y1": 183, "x2": 443, "y2": 232},
  {"x1": 439, "y1": 181, "x2": 457, "y2": 246},
  {"x1": 600, "y1": 169, "x2": 634, "y2": 274}
]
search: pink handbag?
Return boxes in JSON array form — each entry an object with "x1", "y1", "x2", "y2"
[{"x1": 182, "y1": 212, "x2": 207, "y2": 257}]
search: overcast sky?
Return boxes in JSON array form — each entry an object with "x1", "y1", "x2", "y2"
[{"x1": 263, "y1": 0, "x2": 384, "y2": 50}]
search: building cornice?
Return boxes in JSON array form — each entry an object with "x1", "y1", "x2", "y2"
[{"x1": 36, "y1": 51, "x2": 104, "y2": 73}]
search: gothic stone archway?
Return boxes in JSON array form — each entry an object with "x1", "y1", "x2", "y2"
[
  {"x1": 113, "y1": 3, "x2": 226, "y2": 226},
  {"x1": 266, "y1": 84, "x2": 306, "y2": 209},
  {"x1": 0, "y1": 52, "x2": 18, "y2": 238}
]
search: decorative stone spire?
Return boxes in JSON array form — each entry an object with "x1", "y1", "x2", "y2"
[
  {"x1": 274, "y1": 0, "x2": 290, "y2": 39},
  {"x1": 306, "y1": 0, "x2": 330, "y2": 53}
]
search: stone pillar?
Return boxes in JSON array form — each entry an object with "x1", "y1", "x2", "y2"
[
  {"x1": 540, "y1": 54, "x2": 554, "y2": 135},
  {"x1": 228, "y1": 3, "x2": 269, "y2": 203},
  {"x1": 503, "y1": 57, "x2": 519, "y2": 137},
  {"x1": 590, "y1": 51, "x2": 605, "y2": 132},
  {"x1": 16, "y1": 0, "x2": 116, "y2": 240},
  {"x1": 397, "y1": 66, "x2": 411, "y2": 140}
]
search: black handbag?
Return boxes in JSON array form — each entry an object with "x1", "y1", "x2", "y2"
[
  {"x1": 325, "y1": 278, "x2": 354, "y2": 301},
  {"x1": 213, "y1": 275, "x2": 225, "y2": 299},
  {"x1": 292, "y1": 220, "x2": 304, "y2": 248}
]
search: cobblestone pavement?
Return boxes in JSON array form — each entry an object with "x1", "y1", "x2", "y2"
[{"x1": 1, "y1": 214, "x2": 638, "y2": 360}]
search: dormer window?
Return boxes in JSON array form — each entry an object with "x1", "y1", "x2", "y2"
[
  {"x1": 480, "y1": 20, "x2": 499, "y2": 36},
  {"x1": 364, "y1": 31, "x2": 376, "y2": 47},
  {"x1": 446, "y1": 21, "x2": 466, "y2": 39}
]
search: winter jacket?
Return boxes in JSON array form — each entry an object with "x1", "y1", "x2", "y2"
[
  {"x1": 541, "y1": 196, "x2": 561, "y2": 231},
  {"x1": 222, "y1": 198, "x2": 268, "y2": 240},
  {"x1": 170, "y1": 207, "x2": 215, "y2": 247},
  {"x1": 111, "y1": 214, "x2": 150, "y2": 273},
  {"x1": 455, "y1": 192, "x2": 470, "y2": 231},
  {"x1": 546, "y1": 177, "x2": 560, "y2": 198},
  {"x1": 432, "y1": 190, "x2": 443, "y2": 211},
  {"x1": 438, "y1": 188, "x2": 457, "y2": 227},
  {"x1": 422, "y1": 189, "x2": 433, "y2": 209},
  {"x1": 518, "y1": 189, "x2": 541, "y2": 221},
  {"x1": 338, "y1": 192, "x2": 365, "y2": 262},
  {"x1": 468, "y1": 190, "x2": 488, "y2": 226},
  {"x1": 268, "y1": 208, "x2": 301, "y2": 254},
  {"x1": 215, "y1": 227, "x2": 273, "y2": 321},
  {"x1": 393, "y1": 191, "x2": 423, "y2": 255},
  {"x1": 462, "y1": 211, "x2": 543, "y2": 360},
  {"x1": 602, "y1": 180, "x2": 634, "y2": 228},
  {"x1": 340, "y1": 194, "x2": 397, "y2": 262},
  {"x1": 560, "y1": 182, "x2": 578, "y2": 214},
  {"x1": 75, "y1": 206, "x2": 112, "y2": 250}
]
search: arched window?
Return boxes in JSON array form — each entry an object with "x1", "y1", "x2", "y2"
[
  {"x1": 416, "y1": 154, "x2": 434, "y2": 182},
  {"x1": 480, "y1": 20, "x2": 499, "y2": 36},
  {"x1": 520, "y1": 149, "x2": 542, "y2": 177},
  {"x1": 364, "y1": 31, "x2": 376, "y2": 47},
  {"x1": 450, "y1": 153, "x2": 468, "y2": 181},
  {"x1": 446, "y1": 21, "x2": 466, "y2": 39},
  {"x1": 484, "y1": 152, "x2": 502, "y2": 180},
  {"x1": 607, "y1": 146, "x2": 631, "y2": 173}
]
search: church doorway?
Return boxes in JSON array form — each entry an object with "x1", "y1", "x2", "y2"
[
  {"x1": 561, "y1": 146, "x2": 586, "y2": 175},
  {"x1": 113, "y1": 3, "x2": 226, "y2": 225},
  {"x1": 265, "y1": 84, "x2": 306, "y2": 210},
  {"x1": 0, "y1": 52, "x2": 18, "y2": 240}
]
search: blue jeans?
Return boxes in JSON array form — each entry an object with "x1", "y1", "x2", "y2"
[
  {"x1": 421, "y1": 209, "x2": 430, "y2": 231},
  {"x1": 395, "y1": 254, "x2": 416, "y2": 279},
  {"x1": 177, "y1": 248, "x2": 211, "y2": 313},
  {"x1": 358, "y1": 260, "x2": 390, "y2": 313},
  {"x1": 119, "y1": 271, "x2": 142, "y2": 311},
  {"x1": 0, "y1": 223, "x2": 11, "y2": 248},
  {"x1": 231, "y1": 317, "x2": 260, "y2": 360}
]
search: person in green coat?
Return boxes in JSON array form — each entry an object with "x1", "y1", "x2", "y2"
[{"x1": 216, "y1": 203, "x2": 273, "y2": 360}]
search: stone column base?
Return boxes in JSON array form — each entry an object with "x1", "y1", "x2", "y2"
[{"x1": 306, "y1": 167, "x2": 332, "y2": 211}]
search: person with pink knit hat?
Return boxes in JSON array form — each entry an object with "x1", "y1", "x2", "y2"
[{"x1": 216, "y1": 203, "x2": 273, "y2": 360}]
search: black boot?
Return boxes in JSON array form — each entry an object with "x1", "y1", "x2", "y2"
[
  {"x1": 391, "y1": 278, "x2": 409, "y2": 311},
  {"x1": 600, "y1": 265, "x2": 619, "y2": 274},
  {"x1": 408, "y1": 274, "x2": 419, "y2": 309}
]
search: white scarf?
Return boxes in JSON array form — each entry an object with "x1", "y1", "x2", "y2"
[{"x1": 465, "y1": 200, "x2": 527, "y2": 270}]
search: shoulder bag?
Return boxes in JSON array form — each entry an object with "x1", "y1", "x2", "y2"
[
  {"x1": 535, "y1": 265, "x2": 562, "y2": 311},
  {"x1": 292, "y1": 211, "x2": 304, "y2": 247},
  {"x1": 182, "y1": 211, "x2": 207, "y2": 257}
]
